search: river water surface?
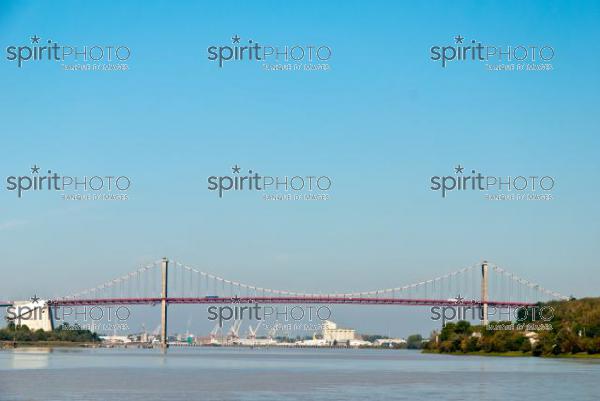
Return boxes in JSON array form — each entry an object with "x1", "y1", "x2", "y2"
[{"x1": 0, "y1": 347, "x2": 598, "y2": 401}]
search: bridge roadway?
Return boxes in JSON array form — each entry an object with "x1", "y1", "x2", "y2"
[{"x1": 47, "y1": 296, "x2": 535, "y2": 308}]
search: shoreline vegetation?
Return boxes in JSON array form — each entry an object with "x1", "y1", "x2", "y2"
[
  {"x1": 1, "y1": 340, "x2": 98, "y2": 348},
  {"x1": 3, "y1": 342, "x2": 600, "y2": 359},
  {"x1": 0, "y1": 322, "x2": 100, "y2": 349},
  {"x1": 3, "y1": 338, "x2": 599, "y2": 360},
  {"x1": 422, "y1": 349, "x2": 600, "y2": 359},
  {"x1": 423, "y1": 297, "x2": 600, "y2": 359}
]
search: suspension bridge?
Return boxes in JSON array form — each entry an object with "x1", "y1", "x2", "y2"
[{"x1": 2, "y1": 259, "x2": 568, "y2": 347}]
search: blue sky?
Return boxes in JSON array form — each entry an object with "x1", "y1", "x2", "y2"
[{"x1": 0, "y1": 0, "x2": 599, "y2": 336}]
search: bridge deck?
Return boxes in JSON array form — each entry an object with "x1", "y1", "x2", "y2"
[{"x1": 49, "y1": 297, "x2": 534, "y2": 308}]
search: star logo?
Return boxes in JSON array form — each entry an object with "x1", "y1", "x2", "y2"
[
  {"x1": 231, "y1": 295, "x2": 241, "y2": 303},
  {"x1": 30, "y1": 294, "x2": 40, "y2": 304},
  {"x1": 232, "y1": 35, "x2": 241, "y2": 44},
  {"x1": 455, "y1": 294, "x2": 464, "y2": 304},
  {"x1": 454, "y1": 164, "x2": 464, "y2": 174},
  {"x1": 232, "y1": 165, "x2": 241, "y2": 174},
  {"x1": 454, "y1": 35, "x2": 464, "y2": 44},
  {"x1": 31, "y1": 35, "x2": 40, "y2": 44},
  {"x1": 31, "y1": 165, "x2": 40, "y2": 174}
]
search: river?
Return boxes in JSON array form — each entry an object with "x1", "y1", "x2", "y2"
[{"x1": 0, "y1": 347, "x2": 598, "y2": 400}]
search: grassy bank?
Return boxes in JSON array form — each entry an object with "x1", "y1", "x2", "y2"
[
  {"x1": 0, "y1": 340, "x2": 99, "y2": 349},
  {"x1": 422, "y1": 349, "x2": 600, "y2": 359}
]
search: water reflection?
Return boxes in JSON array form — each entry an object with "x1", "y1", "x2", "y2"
[{"x1": 9, "y1": 347, "x2": 52, "y2": 370}]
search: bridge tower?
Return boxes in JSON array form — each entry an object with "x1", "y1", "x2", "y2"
[
  {"x1": 481, "y1": 261, "x2": 489, "y2": 326},
  {"x1": 160, "y1": 257, "x2": 169, "y2": 349}
]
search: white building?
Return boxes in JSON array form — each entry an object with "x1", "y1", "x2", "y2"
[
  {"x1": 322, "y1": 320, "x2": 356, "y2": 344},
  {"x1": 100, "y1": 335, "x2": 132, "y2": 344},
  {"x1": 6, "y1": 300, "x2": 54, "y2": 332},
  {"x1": 348, "y1": 339, "x2": 372, "y2": 347},
  {"x1": 374, "y1": 338, "x2": 407, "y2": 347},
  {"x1": 525, "y1": 331, "x2": 539, "y2": 345},
  {"x1": 294, "y1": 337, "x2": 328, "y2": 347}
]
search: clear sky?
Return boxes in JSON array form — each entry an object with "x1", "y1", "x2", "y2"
[{"x1": 0, "y1": 0, "x2": 599, "y2": 337}]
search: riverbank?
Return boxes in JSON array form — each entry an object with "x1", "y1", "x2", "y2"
[
  {"x1": 422, "y1": 349, "x2": 600, "y2": 359},
  {"x1": 0, "y1": 341, "x2": 100, "y2": 349},
  {"x1": 0, "y1": 341, "x2": 406, "y2": 351},
  {"x1": 3, "y1": 341, "x2": 600, "y2": 359}
]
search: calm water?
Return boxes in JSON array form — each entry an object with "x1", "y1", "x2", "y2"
[{"x1": 0, "y1": 347, "x2": 598, "y2": 401}]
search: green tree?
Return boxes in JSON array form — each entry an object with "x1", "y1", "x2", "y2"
[{"x1": 406, "y1": 334, "x2": 423, "y2": 349}]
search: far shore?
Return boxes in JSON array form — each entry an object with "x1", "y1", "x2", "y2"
[
  {"x1": 0, "y1": 341, "x2": 100, "y2": 349},
  {"x1": 422, "y1": 349, "x2": 600, "y2": 359},
  {"x1": 3, "y1": 341, "x2": 600, "y2": 359}
]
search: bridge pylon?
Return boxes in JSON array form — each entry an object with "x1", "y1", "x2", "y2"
[
  {"x1": 481, "y1": 261, "x2": 489, "y2": 326},
  {"x1": 160, "y1": 257, "x2": 169, "y2": 349}
]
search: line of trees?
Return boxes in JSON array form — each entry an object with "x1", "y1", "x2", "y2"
[
  {"x1": 0, "y1": 322, "x2": 100, "y2": 343},
  {"x1": 424, "y1": 297, "x2": 600, "y2": 356}
]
